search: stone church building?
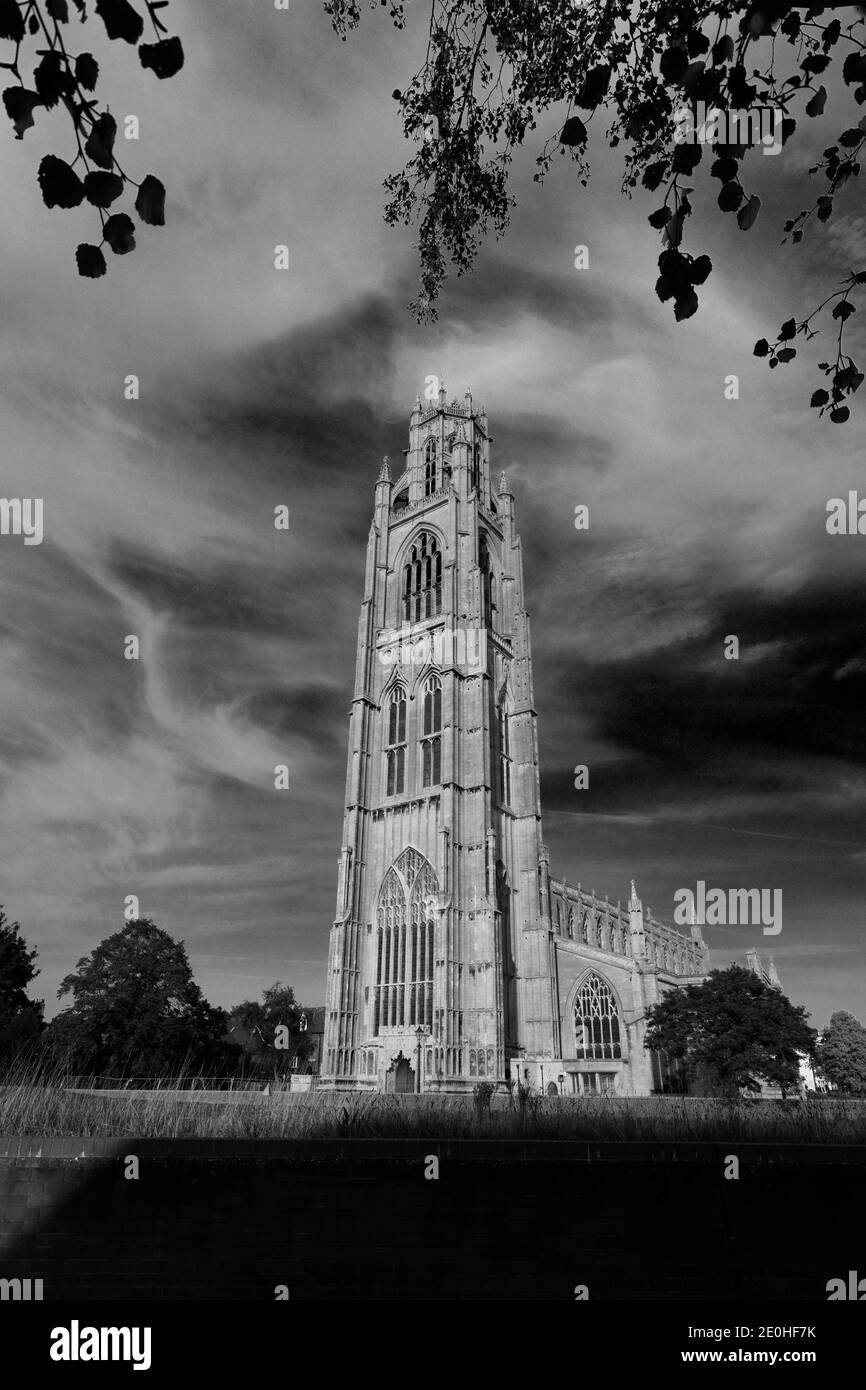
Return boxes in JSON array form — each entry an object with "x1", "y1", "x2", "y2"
[{"x1": 322, "y1": 387, "x2": 709, "y2": 1095}]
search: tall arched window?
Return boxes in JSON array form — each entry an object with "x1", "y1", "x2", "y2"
[
  {"x1": 574, "y1": 975, "x2": 622, "y2": 1060},
  {"x1": 470, "y1": 441, "x2": 481, "y2": 493},
  {"x1": 421, "y1": 674, "x2": 442, "y2": 788},
  {"x1": 498, "y1": 702, "x2": 512, "y2": 807},
  {"x1": 403, "y1": 531, "x2": 442, "y2": 622},
  {"x1": 567, "y1": 907, "x2": 575, "y2": 940},
  {"x1": 385, "y1": 686, "x2": 406, "y2": 796},
  {"x1": 424, "y1": 437, "x2": 438, "y2": 496},
  {"x1": 479, "y1": 535, "x2": 495, "y2": 627},
  {"x1": 374, "y1": 854, "x2": 437, "y2": 1035}
]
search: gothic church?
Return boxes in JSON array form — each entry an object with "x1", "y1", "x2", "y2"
[{"x1": 322, "y1": 388, "x2": 709, "y2": 1095}]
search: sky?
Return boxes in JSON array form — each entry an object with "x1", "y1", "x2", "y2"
[{"x1": 0, "y1": 0, "x2": 864, "y2": 1028}]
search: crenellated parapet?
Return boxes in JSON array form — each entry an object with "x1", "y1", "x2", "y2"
[{"x1": 548, "y1": 876, "x2": 706, "y2": 977}]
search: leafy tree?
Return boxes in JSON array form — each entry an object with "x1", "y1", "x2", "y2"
[
  {"x1": 228, "y1": 981, "x2": 313, "y2": 1076},
  {"x1": 815, "y1": 1009, "x2": 866, "y2": 1092},
  {"x1": 327, "y1": 0, "x2": 866, "y2": 422},
  {"x1": 0, "y1": 905, "x2": 43, "y2": 1062},
  {"x1": 643, "y1": 964, "x2": 816, "y2": 1096},
  {"x1": 45, "y1": 916, "x2": 238, "y2": 1077},
  {"x1": 0, "y1": 0, "x2": 183, "y2": 278}
]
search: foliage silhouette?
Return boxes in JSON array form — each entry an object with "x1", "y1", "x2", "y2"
[
  {"x1": 1, "y1": 0, "x2": 182, "y2": 277},
  {"x1": 644, "y1": 963, "x2": 816, "y2": 1097},
  {"x1": 327, "y1": 0, "x2": 866, "y2": 422},
  {"x1": 45, "y1": 915, "x2": 238, "y2": 1076}
]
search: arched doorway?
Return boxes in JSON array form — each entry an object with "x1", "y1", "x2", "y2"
[{"x1": 385, "y1": 1052, "x2": 416, "y2": 1094}]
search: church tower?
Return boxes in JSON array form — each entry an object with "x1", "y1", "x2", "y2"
[{"x1": 321, "y1": 386, "x2": 557, "y2": 1091}]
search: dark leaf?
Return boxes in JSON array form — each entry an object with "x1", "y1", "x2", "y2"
[
  {"x1": 95, "y1": 0, "x2": 144, "y2": 44},
  {"x1": 674, "y1": 287, "x2": 699, "y2": 321},
  {"x1": 832, "y1": 300, "x2": 855, "y2": 321},
  {"x1": 712, "y1": 35, "x2": 734, "y2": 66},
  {"x1": 0, "y1": 0, "x2": 25, "y2": 43},
  {"x1": 641, "y1": 160, "x2": 667, "y2": 192},
  {"x1": 2, "y1": 86, "x2": 42, "y2": 139},
  {"x1": 46, "y1": 0, "x2": 70, "y2": 21},
  {"x1": 34, "y1": 52, "x2": 74, "y2": 109},
  {"x1": 75, "y1": 54, "x2": 99, "y2": 91},
  {"x1": 662, "y1": 211, "x2": 684, "y2": 248},
  {"x1": 672, "y1": 142, "x2": 701, "y2": 174},
  {"x1": 801, "y1": 54, "x2": 830, "y2": 75},
  {"x1": 779, "y1": 318, "x2": 796, "y2": 341},
  {"x1": 103, "y1": 211, "x2": 136, "y2": 253},
  {"x1": 84, "y1": 112, "x2": 116, "y2": 169},
  {"x1": 84, "y1": 170, "x2": 124, "y2": 206},
  {"x1": 575, "y1": 64, "x2": 610, "y2": 109},
  {"x1": 688, "y1": 254, "x2": 712, "y2": 286},
  {"x1": 660, "y1": 46, "x2": 688, "y2": 84},
  {"x1": 781, "y1": 117, "x2": 796, "y2": 145},
  {"x1": 655, "y1": 273, "x2": 675, "y2": 304},
  {"x1": 139, "y1": 36, "x2": 184, "y2": 80},
  {"x1": 810, "y1": 389, "x2": 829, "y2": 407},
  {"x1": 822, "y1": 18, "x2": 841, "y2": 50},
  {"x1": 682, "y1": 61, "x2": 706, "y2": 97},
  {"x1": 776, "y1": 347, "x2": 796, "y2": 363},
  {"x1": 830, "y1": 407, "x2": 850, "y2": 423},
  {"x1": 687, "y1": 30, "x2": 710, "y2": 57},
  {"x1": 710, "y1": 155, "x2": 738, "y2": 183},
  {"x1": 839, "y1": 129, "x2": 864, "y2": 148},
  {"x1": 76, "y1": 242, "x2": 107, "y2": 278},
  {"x1": 718, "y1": 181, "x2": 743, "y2": 212},
  {"x1": 559, "y1": 115, "x2": 587, "y2": 147},
  {"x1": 842, "y1": 53, "x2": 866, "y2": 87},
  {"x1": 648, "y1": 206, "x2": 669, "y2": 229},
  {"x1": 805, "y1": 85, "x2": 827, "y2": 118},
  {"x1": 134, "y1": 173, "x2": 165, "y2": 225},
  {"x1": 737, "y1": 194, "x2": 761, "y2": 231},
  {"x1": 37, "y1": 153, "x2": 85, "y2": 208}
]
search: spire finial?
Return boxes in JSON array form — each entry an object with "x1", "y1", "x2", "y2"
[{"x1": 378, "y1": 455, "x2": 391, "y2": 481}]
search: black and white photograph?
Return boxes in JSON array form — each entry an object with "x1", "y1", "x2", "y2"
[{"x1": 1, "y1": 0, "x2": 865, "y2": 1356}]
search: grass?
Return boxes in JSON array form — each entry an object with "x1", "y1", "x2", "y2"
[{"x1": 1, "y1": 1066, "x2": 865, "y2": 1143}]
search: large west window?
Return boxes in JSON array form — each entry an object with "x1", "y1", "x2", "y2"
[
  {"x1": 374, "y1": 849, "x2": 436, "y2": 1034},
  {"x1": 574, "y1": 975, "x2": 622, "y2": 1060},
  {"x1": 403, "y1": 531, "x2": 442, "y2": 622}
]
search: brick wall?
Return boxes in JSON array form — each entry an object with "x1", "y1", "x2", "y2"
[{"x1": 1, "y1": 1137, "x2": 863, "y2": 1300}]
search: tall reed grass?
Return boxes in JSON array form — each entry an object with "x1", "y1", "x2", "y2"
[{"x1": 1, "y1": 1062, "x2": 864, "y2": 1143}]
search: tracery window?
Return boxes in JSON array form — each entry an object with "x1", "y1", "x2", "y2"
[
  {"x1": 498, "y1": 702, "x2": 512, "y2": 807},
  {"x1": 373, "y1": 851, "x2": 436, "y2": 1036},
  {"x1": 421, "y1": 674, "x2": 442, "y2": 788},
  {"x1": 574, "y1": 975, "x2": 622, "y2": 1060},
  {"x1": 403, "y1": 531, "x2": 442, "y2": 622},
  {"x1": 424, "y1": 437, "x2": 438, "y2": 496},
  {"x1": 385, "y1": 686, "x2": 406, "y2": 796},
  {"x1": 479, "y1": 535, "x2": 495, "y2": 627}
]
